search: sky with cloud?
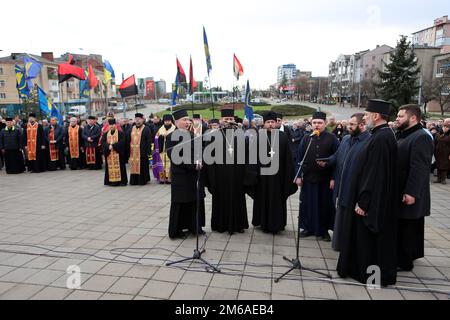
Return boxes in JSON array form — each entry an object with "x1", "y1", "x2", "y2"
[{"x1": 1, "y1": 0, "x2": 447, "y2": 90}]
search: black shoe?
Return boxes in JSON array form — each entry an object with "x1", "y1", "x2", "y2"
[
  {"x1": 322, "y1": 234, "x2": 331, "y2": 242},
  {"x1": 299, "y1": 230, "x2": 312, "y2": 238},
  {"x1": 170, "y1": 231, "x2": 187, "y2": 240}
]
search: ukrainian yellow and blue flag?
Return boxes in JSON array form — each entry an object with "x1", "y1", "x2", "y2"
[
  {"x1": 203, "y1": 26, "x2": 212, "y2": 76},
  {"x1": 103, "y1": 60, "x2": 115, "y2": 84},
  {"x1": 37, "y1": 86, "x2": 63, "y2": 124},
  {"x1": 15, "y1": 64, "x2": 30, "y2": 99}
]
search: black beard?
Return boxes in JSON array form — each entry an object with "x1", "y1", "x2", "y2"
[
  {"x1": 398, "y1": 120, "x2": 410, "y2": 131},
  {"x1": 351, "y1": 127, "x2": 361, "y2": 136},
  {"x1": 164, "y1": 124, "x2": 172, "y2": 130}
]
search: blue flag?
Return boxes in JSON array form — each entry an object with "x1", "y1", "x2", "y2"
[
  {"x1": 171, "y1": 73, "x2": 179, "y2": 107},
  {"x1": 244, "y1": 80, "x2": 254, "y2": 122},
  {"x1": 37, "y1": 86, "x2": 63, "y2": 124},
  {"x1": 203, "y1": 26, "x2": 212, "y2": 76},
  {"x1": 15, "y1": 64, "x2": 30, "y2": 99},
  {"x1": 103, "y1": 60, "x2": 115, "y2": 83},
  {"x1": 24, "y1": 56, "x2": 42, "y2": 91},
  {"x1": 79, "y1": 68, "x2": 90, "y2": 98}
]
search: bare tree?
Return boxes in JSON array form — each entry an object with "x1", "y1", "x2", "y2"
[{"x1": 431, "y1": 77, "x2": 450, "y2": 116}]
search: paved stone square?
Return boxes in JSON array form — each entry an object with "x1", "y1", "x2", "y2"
[{"x1": 0, "y1": 168, "x2": 449, "y2": 300}]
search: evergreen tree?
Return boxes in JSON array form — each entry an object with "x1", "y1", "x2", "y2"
[{"x1": 378, "y1": 35, "x2": 420, "y2": 116}]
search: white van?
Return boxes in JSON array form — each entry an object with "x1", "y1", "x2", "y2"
[{"x1": 68, "y1": 105, "x2": 87, "y2": 117}]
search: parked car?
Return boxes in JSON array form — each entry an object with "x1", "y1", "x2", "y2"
[{"x1": 68, "y1": 105, "x2": 87, "y2": 117}]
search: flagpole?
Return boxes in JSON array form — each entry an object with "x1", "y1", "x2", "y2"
[
  {"x1": 208, "y1": 75, "x2": 215, "y2": 119},
  {"x1": 59, "y1": 83, "x2": 65, "y2": 119}
]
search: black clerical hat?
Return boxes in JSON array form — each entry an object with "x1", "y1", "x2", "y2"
[
  {"x1": 5, "y1": 117, "x2": 13, "y2": 121},
  {"x1": 312, "y1": 111, "x2": 327, "y2": 121},
  {"x1": 108, "y1": 118, "x2": 116, "y2": 125},
  {"x1": 193, "y1": 114, "x2": 201, "y2": 119},
  {"x1": 263, "y1": 111, "x2": 278, "y2": 123},
  {"x1": 134, "y1": 113, "x2": 144, "y2": 119},
  {"x1": 88, "y1": 116, "x2": 96, "y2": 120},
  {"x1": 366, "y1": 99, "x2": 391, "y2": 116},
  {"x1": 28, "y1": 113, "x2": 37, "y2": 118},
  {"x1": 172, "y1": 109, "x2": 188, "y2": 121},
  {"x1": 221, "y1": 108, "x2": 234, "y2": 118},
  {"x1": 163, "y1": 114, "x2": 173, "y2": 122}
]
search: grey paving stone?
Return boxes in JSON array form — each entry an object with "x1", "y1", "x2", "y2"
[
  {"x1": 138, "y1": 280, "x2": 177, "y2": 299},
  {"x1": 0, "y1": 284, "x2": 44, "y2": 300},
  {"x1": 22, "y1": 269, "x2": 65, "y2": 286},
  {"x1": 204, "y1": 287, "x2": 239, "y2": 300},
  {"x1": 65, "y1": 290, "x2": 103, "y2": 300},
  {"x1": 170, "y1": 284, "x2": 207, "y2": 300},
  {"x1": 152, "y1": 267, "x2": 185, "y2": 283},
  {"x1": 30, "y1": 287, "x2": 72, "y2": 300},
  {"x1": 107, "y1": 277, "x2": 148, "y2": 295}
]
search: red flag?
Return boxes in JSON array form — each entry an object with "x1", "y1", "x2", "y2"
[
  {"x1": 176, "y1": 58, "x2": 187, "y2": 85},
  {"x1": 189, "y1": 55, "x2": 197, "y2": 94},
  {"x1": 58, "y1": 63, "x2": 85, "y2": 83},
  {"x1": 119, "y1": 74, "x2": 138, "y2": 98},
  {"x1": 88, "y1": 64, "x2": 99, "y2": 89},
  {"x1": 233, "y1": 53, "x2": 244, "y2": 80}
]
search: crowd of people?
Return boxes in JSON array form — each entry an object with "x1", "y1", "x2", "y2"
[{"x1": 1, "y1": 101, "x2": 449, "y2": 288}]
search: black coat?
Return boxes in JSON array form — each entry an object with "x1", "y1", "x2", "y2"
[
  {"x1": 0, "y1": 127, "x2": 21, "y2": 150},
  {"x1": 46, "y1": 124, "x2": 65, "y2": 149},
  {"x1": 82, "y1": 124, "x2": 101, "y2": 147},
  {"x1": 396, "y1": 125, "x2": 434, "y2": 219}
]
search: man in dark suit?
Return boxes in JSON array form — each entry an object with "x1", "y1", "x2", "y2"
[{"x1": 395, "y1": 104, "x2": 434, "y2": 271}]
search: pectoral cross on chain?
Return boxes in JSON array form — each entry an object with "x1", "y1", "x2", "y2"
[
  {"x1": 228, "y1": 146, "x2": 234, "y2": 156},
  {"x1": 269, "y1": 148, "x2": 275, "y2": 158}
]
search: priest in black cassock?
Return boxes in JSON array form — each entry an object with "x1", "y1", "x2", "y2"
[
  {"x1": 46, "y1": 117, "x2": 66, "y2": 171},
  {"x1": 21, "y1": 113, "x2": 46, "y2": 173},
  {"x1": 83, "y1": 116, "x2": 102, "y2": 170},
  {"x1": 167, "y1": 109, "x2": 205, "y2": 239},
  {"x1": 295, "y1": 111, "x2": 339, "y2": 241},
  {"x1": 395, "y1": 104, "x2": 433, "y2": 272},
  {"x1": 64, "y1": 117, "x2": 85, "y2": 170},
  {"x1": 250, "y1": 111, "x2": 298, "y2": 234},
  {"x1": 101, "y1": 118, "x2": 128, "y2": 186},
  {"x1": 127, "y1": 113, "x2": 152, "y2": 185},
  {"x1": 205, "y1": 108, "x2": 251, "y2": 235},
  {"x1": 0, "y1": 117, "x2": 25, "y2": 174},
  {"x1": 337, "y1": 99, "x2": 398, "y2": 287}
]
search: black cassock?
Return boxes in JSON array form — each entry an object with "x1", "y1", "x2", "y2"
[
  {"x1": 250, "y1": 130, "x2": 298, "y2": 233},
  {"x1": 64, "y1": 126, "x2": 85, "y2": 170},
  {"x1": 21, "y1": 123, "x2": 46, "y2": 173},
  {"x1": 0, "y1": 127, "x2": 25, "y2": 174},
  {"x1": 101, "y1": 130, "x2": 128, "y2": 186},
  {"x1": 396, "y1": 124, "x2": 434, "y2": 271},
  {"x1": 127, "y1": 125, "x2": 152, "y2": 186},
  {"x1": 205, "y1": 128, "x2": 252, "y2": 234},
  {"x1": 337, "y1": 124, "x2": 398, "y2": 286},
  {"x1": 166, "y1": 129, "x2": 205, "y2": 238},
  {"x1": 296, "y1": 131, "x2": 339, "y2": 237}
]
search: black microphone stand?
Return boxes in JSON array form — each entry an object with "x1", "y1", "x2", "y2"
[
  {"x1": 166, "y1": 137, "x2": 220, "y2": 273},
  {"x1": 275, "y1": 133, "x2": 332, "y2": 283}
]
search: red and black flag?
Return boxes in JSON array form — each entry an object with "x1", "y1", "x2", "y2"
[
  {"x1": 176, "y1": 58, "x2": 187, "y2": 88},
  {"x1": 189, "y1": 55, "x2": 197, "y2": 94},
  {"x1": 119, "y1": 74, "x2": 138, "y2": 98},
  {"x1": 58, "y1": 54, "x2": 86, "y2": 83}
]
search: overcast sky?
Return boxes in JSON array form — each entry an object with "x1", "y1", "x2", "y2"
[{"x1": 1, "y1": 0, "x2": 447, "y2": 91}]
